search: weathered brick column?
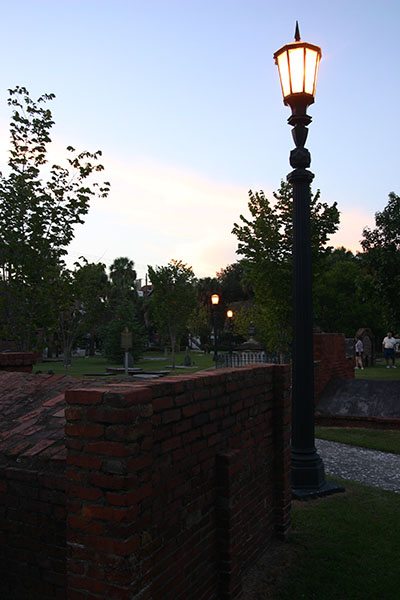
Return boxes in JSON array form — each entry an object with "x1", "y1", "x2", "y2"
[
  {"x1": 272, "y1": 364, "x2": 292, "y2": 538},
  {"x1": 65, "y1": 385, "x2": 153, "y2": 599}
]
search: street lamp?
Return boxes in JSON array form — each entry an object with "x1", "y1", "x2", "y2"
[
  {"x1": 226, "y1": 309, "x2": 234, "y2": 364},
  {"x1": 211, "y1": 294, "x2": 219, "y2": 365},
  {"x1": 274, "y1": 23, "x2": 343, "y2": 498}
]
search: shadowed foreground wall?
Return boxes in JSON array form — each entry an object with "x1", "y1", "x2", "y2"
[
  {"x1": 0, "y1": 364, "x2": 291, "y2": 600},
  {"x1": 66, "y1": 365, "x2": 291, "y2": 599}
]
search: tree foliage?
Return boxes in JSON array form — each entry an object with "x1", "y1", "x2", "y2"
[
  {"x1": 232, "y1": 181, "x2": 340, "y2": 350},
  {"x1": 0, "y1": 86, "x2": 110, "y2": 349},
  {"x1": 313, "y1": 248, "x2": 383, "y2": 337},
  {"x1": 361, "y1": 192, "x2": 400, "y2": 330},
  {"x1": 148, "y1": 260, "x2": 196, "y2": 367}
]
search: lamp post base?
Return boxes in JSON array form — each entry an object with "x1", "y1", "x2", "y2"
[
  {"x1": 291, "y1": 449, "x2": 345, "y2": 499},
  {"x1": 292, "y1": 480, "x2": 345, "y2": 500}
]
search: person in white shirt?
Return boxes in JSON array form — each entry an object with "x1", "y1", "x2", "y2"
[
  {"x1": 355, "y1": 337, "x2": 364, "y2": 370},
  {"x1": 382, "y1": 331, "x2": 397, "y2": 368}
]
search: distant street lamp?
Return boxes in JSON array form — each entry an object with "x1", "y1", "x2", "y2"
[
  {"x1": 274, "y1": 23, "x2": 343, "y2": 498},
  {"x1": 211, "y1": 294, "x2": 220, "y2": 364},
  {"x1": 226, "y1": 309, "x2": 234, "y2": 362}
]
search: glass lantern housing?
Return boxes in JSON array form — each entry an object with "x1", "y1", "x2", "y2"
[{"x1": 274, "y1": 24, "x2": 321, "y2": 112}]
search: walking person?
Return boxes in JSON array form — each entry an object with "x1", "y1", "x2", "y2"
[
  {"x1": 355, "y1": 336, "x2": 364, "y2": 370},
  {"x1": 382, "y1": 331, "x2": 397, "y2": 368}
]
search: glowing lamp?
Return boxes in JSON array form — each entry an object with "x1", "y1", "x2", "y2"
[
  {"x1": 274, "y1": 22, "x2": 321, "y2": 114},
  {"x1": 226, "y1": 309, "x2": 234, "y2": 319},
  {"x1": 211, "y1": 294, "x2": 220, "y2": 306}
]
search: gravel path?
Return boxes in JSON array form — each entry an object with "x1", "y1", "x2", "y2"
[{"x1": 316, "y1": 438, "x2": 400, "y2": 494}]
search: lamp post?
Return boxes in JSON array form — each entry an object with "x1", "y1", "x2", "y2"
[
  {"x1": 274, "y1": 23, "x2": 343, "y2": 498},
  {"x1": 211, "y1": 294, "x2": 220, "y2": 364},
  {"x1": 226, "y1": 309, "x2": 234, "y2": 364}
]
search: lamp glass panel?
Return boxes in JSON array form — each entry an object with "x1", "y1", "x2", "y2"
[
  {"x1": 313, "y1": 52, "x2": 321, "y2": 95},
  {"x1": 305, "y1": 48, "x2": 318, "y2": 95},
  {"x1": 288, "y1": 47, "x2": 305, "y2": 93},
  {"x1": 277, "y1": 51, "x2": 290, "y2": 97},
  {"x1": 211, "y1": 294, "x2": 219, "y2": 305}
]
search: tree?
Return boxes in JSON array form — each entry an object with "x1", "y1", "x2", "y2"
[
  {"x1": 73, "y1": 258, "x2": 110, "y2": 355},
  {"x1": 0, "y1": 86, "x2": 110, "y2": 350},
  {"x1": 216, "y1": 261, "x2": 252, "y2": 303},
  {"x1": 361, "y1": 192, "x2": 400, "y2": 331},
  {"x1": 103, "y1": 257, "x2": 145, "y2": 363},
  {"x1": 313, "y1": 248, "x2": 383, "y2": 337},
  {"x1": 232, "y1": 181, "x2": 340, "y2": 350},
  {"x1": 148, "y1": 260, "x2": 196, "y2": 368}
]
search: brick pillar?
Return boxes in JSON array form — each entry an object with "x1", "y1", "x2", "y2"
[
  {"x1": 272, "y1": 364, "x2": 292, "y2": 539},
  {"x1": 65, "y1": 385, "x2": 153, "y2": 600},
  {"x1": 216, "y1": 449, "x2": 243, "y2": 600}
]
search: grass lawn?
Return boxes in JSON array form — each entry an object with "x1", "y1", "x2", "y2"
[
  {"x1": 34, "y1": 351, "x2": 215, "y2": 377},
  {"x1": 277, "y1": 478, "x2": 400, "y2": 600},
  {"x1": 355, "y1": 356, "x2": 400, "y2": 380},
  {"x1": 315, "y1": 426, "x2": 400, "y2": 455}
]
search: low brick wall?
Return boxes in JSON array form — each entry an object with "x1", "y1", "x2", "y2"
[
  {"x1": 0, "y1": 364, "x2": 291, "y2": 600},
  {"x1": 314, "y1": 333, "x2": 354, "y2": 401},
  {"x1": 0, "y1": 351, "x2": 36, "y2": 373},
  {"x1": 315, "y1": 414, "x2": 400, "y2": 430}
]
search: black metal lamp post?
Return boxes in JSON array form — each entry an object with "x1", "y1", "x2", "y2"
[
  {"x1": 211, "y1": 294, "x2": 220, "y2": 365},
  {"x1": 227, "y1": 309, "x2": 234, "y2": 363},
  {"x1": 274, "y1": 23, "x2": 344, "y2": 498}
]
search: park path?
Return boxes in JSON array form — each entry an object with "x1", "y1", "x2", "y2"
[{"x1": 316, "y1": 438, "x2": 400, "y2": 494}]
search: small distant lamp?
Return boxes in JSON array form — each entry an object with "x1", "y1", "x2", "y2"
[{"x1": 226, "y1": 309, "x2": 233, "y2": 319}]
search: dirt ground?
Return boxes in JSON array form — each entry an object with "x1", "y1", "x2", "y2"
[{"x1": 241, "y1": 538, "x2": 299, "y2": 599}]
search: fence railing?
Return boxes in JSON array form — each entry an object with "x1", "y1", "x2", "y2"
[{"x1": 217, "y1": 351, "x2": 290, "y2": 368}]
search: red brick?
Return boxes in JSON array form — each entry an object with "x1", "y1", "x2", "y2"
[
  {"x1": 153, "y1": 396, "x2": 174, "y2": 411},
  {"x1": 182, "y1": 403, "x2": 201, "y2": 417},
  {"x1": 106, "y1": 484, "x2": 152, "y2": 506},
  {"x1": 68, "y1": 485, "x2": 103, "y2": 501},
  {"x1": 85, "y1": 441, "x2": 130, "y2": 457},
  {"x1": 87, "y1": 407, "x2": 138, "y2": 423},
  {"x1": 82, "y1": 505, "x2": 139, "y2": 522},
  {"x1": 66, "y1": 389, "x2": 104, "y2": 405},
  {"x1": 65, "y1": 424, "x2": 104, "y2": 438},
  {"x1": 66, "y1": 455, "x2": 102, "y2": 470},
  {"x1": 65, "y1": 406, "x2": 85, "y2": 421}
]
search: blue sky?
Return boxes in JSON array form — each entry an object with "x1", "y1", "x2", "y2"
[{"x1": 0, "y1": 0, "x2": 399, "y2": 281}]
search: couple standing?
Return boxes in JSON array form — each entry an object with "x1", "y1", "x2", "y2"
[{"x1": 355, "y1": 331, "x2": 398, "y2": 369}]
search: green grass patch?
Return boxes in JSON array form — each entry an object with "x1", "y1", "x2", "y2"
[
  {"x1": 315, "y1": 427, "x2": 400, "y2": 455},
  {"x1": 355, "y1": 357, "x2": 400, "y2": 380},
  {"x1": 280, "y1": 479, "x2": 400, "y2": 599},
  {"x1": 34, "y1": 351, "x2": 215, "y2": 377}
]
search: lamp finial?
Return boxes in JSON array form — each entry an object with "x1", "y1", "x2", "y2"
[{"x1": 294, "y1": 21, "x2": 301, "y2": 42}]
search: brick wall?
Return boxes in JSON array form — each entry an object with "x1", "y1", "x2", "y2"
[
  {"x1": 0, "y1": 460, "x2": 66, "y2": 599},
  {"x1": 0, "y1": 351, "x2": 36, "y2": 372},
  {"x1": 65, "y1": 364, "x2": 291, "y2": 600},
  {"x1": 314, "y1": 333, "x2": 354, "y2": 401}
]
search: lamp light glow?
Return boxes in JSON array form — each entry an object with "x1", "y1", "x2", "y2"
[
  {"x1": 274, "y1": 22, "x2": 321, "y2": 110},
  {"x1": 226, "y1": 309, "x2": 234, "y2": 319},
  {"x1": 211, "y1": 294, "x2": 220, "y2": 306}
]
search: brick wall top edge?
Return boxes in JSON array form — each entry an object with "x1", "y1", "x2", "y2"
[{"x1": 0, "y1": 351, "x2": 36, "y2": 365}]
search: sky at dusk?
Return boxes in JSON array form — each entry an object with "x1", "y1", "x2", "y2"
[{"x1": 0, "y1": 0, "x2": 398, "y2": 281}]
